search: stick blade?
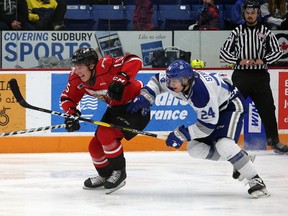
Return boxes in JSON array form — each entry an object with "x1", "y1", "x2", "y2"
[{"x1": 9, "y1": 78, "x2": 28, "y2": 107}]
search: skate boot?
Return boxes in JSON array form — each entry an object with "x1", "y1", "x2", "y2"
[
  {"x1": 247, "y1": 177, "x2": 270, "y2": 198},
  {"x1": 233, "y1": 154, "x2": 256, "y2": 181},
  {"x1": 272, "y1": 142, "x2": 288, "y2": 154},
  {"x1": 104, "y1": 169, "x2": 127, "y2": 195},
  {"x1": 83, "y1": 176, "x2": 106, "y2": 190}
]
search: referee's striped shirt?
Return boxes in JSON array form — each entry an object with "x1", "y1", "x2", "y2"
[{"x1": 220, "y1": 23, "x2": 283, "y2": 70}]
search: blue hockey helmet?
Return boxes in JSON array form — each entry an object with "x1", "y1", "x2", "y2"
[{"x1": 166, "y1": 60, "x2": 194, "y2": 88}]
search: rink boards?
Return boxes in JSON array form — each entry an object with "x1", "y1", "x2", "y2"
[{"x1": 0, "y1": 68, "x2": 288, "y2": 153}]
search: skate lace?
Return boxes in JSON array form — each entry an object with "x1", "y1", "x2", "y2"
[
  {"x1": 247, "y1": 178, "x2": 264, "y2": 187},
  {"x1": 108, "y1": 170, "x2": 121, "y2": 183},
  {"x1": 90, "y1": 176, "x2": 105, "y2": 185}
]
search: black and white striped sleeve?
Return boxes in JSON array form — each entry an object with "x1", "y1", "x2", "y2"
[
  {"x1": 264, "y1": 31, "x2": 283, "y2": 65},
  {"x1": 219, "y1": 30, "x2": 239, "y2": 64}
]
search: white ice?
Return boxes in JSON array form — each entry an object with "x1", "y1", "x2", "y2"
[{"x1": 0, "y1": 151, "x2": 287, "y2": 216}]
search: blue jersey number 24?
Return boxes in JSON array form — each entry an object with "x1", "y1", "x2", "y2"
[{"x1": 201, "y1": 107, "x2": 216, "y2": 119}]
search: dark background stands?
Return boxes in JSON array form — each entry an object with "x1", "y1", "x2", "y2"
[{"x1": 0, "y1": 0, "x2": 35, "y2": 30}]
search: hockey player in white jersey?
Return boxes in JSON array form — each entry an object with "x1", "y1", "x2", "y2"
[{"x1": 127, "y1": 60, "x2": 269, "y2": 198}]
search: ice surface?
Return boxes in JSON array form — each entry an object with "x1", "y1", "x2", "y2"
[{"x1": 0, "y1": 151, "x2": 287, "y2": 216}]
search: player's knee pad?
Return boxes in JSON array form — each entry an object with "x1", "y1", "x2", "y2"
[
  {"x1": 187, "y1": 140, "x2": 220, "y2": 160},
  {"x1": 89, "y1": 136, "x2": 104, "y2": 157},
  {"x1": 215, "y1": 137, "x2": 242, "y2": 160},
  {"x1": 96, "y1": 126, "x2": 124, "y2": 158}
]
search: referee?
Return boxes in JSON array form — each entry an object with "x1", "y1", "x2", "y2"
[{"x1": 220, "y1": 0, "x2": 288, "y2": 154}]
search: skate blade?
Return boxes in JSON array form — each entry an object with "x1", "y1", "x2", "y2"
[
  {"x1": 105, "y1": 181, "x2": 126, "y2": 195},
  {"x1": 237, "y1": 154, "x2": 256, "y2": 181},
  {"x1": 273, "y1": 149, "x2": 288, "y2": 155},
  {"x1": 82, "y1": 185, "x2": 104, "y2": 190},
  {"x1": 250, "y1": 188, "x2": 270, "y2": 199}
]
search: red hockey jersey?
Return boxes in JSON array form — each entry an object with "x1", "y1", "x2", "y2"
[{"x1": 61, "y1": 55, "x2": 143, "y2": 115}]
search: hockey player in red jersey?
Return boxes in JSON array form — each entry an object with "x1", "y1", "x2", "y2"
[{"x1": 60, "y1": 47, "x2": 150, "y2": 194}]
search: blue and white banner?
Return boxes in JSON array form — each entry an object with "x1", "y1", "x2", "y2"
[
  {"x1": 2, "y1": 31, "x2": 96, "y2": 68},
  {"x1": 243, "y1": 97, "x2": 266, "y2": 150},
  {"x1": 1, "y1": 31, "x2": 173, "y2": 69},
  {"x1": 51, "y1": 72, "x2": 197, "y2": 133}
]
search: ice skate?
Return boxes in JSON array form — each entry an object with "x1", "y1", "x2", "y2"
[
  {"x1": 247, "y1": 177, "x2": 270, "y2": 199},
  {"x1": 233, "y1": 154, "x2": 256, "y2": 181},
  {"x1": 105, "y1": 169, "x2": 127, "y2": 195},
  {"x1": 83, "y1": 176, "x2": 106, "y2": 190},
  {"x1": 272, "y1": 142, "x2": 288, "y2": 154}
]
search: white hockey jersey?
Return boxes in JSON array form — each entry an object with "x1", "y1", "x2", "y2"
[{"x1": 145, "y1": 70, "x2": 242, "y2": 139}]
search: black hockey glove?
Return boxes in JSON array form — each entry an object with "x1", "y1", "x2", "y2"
[
  {"x1": 108, "y1": 72, "x2": 130, "y2": 101},
  {"x1": 64, "y1": 110, "x2": 81, "y2": 132}
]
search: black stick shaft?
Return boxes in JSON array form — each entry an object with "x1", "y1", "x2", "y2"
[{"x1": 8, "y1": 78, "x2": 167, "y2": 140}]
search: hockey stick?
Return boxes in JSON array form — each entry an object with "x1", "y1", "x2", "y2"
[
  {"x1": 0, "y1": 124, "x2": 66, "y2": 137},
  {"x1": 9, "y1": 78, "x2": 167, "y2": 140}
]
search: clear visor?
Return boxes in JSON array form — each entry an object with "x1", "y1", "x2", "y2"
[{"x1": 166, "y1": 76, "x2": 185, "y2": 88}]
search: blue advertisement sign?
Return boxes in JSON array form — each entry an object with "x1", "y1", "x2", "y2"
[
  {"x1": 243, "y1": 97, "x2": 266, "y2": 150},
  {"x1": 2, "y1": 31, "x2": 95, "y2": 68},
  {"x1": 51, "y1": 73, "x2": 106, "y2": 132},
  {"x1": 51, "y1": 72, "x2": 197, "y2": 133}
]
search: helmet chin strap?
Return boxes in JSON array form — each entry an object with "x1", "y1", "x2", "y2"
[
  {"x1": 181, "y1": 79, "x2": 192, "y2": 94},
  {"x1": 181, "y1": 84, "x2": 189, "y2": 92}
]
